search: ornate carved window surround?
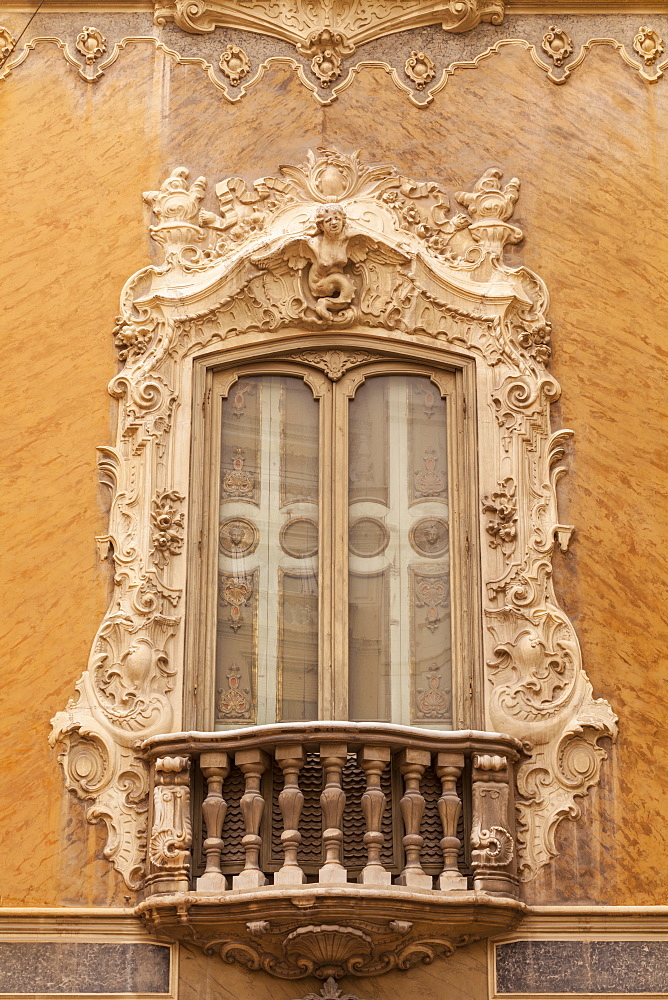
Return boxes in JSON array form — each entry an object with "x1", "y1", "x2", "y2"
[{"x1": 49, "y1": 147, "x2": 617, "y2": 974}]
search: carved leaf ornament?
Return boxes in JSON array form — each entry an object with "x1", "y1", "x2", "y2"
[{"x1": 50, "y1": 147, "x2": 616, "y2": 891}]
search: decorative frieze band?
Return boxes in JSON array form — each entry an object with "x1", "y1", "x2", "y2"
[{"x1": 1, "y1": 13, "x2": 667, "y2": 105}]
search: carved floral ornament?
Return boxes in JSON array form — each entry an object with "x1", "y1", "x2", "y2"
[
  {"x1": 1, "y1": 19, "x2": 668, "y2": 103},
  {"x1": 49, "y1": 147, "x2": 617, "y2": 899}
]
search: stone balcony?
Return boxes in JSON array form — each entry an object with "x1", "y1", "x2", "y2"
[{"x1": 136, "y1": 723, "x2": 526, "y2": 979}]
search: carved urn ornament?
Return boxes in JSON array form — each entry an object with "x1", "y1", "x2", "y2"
[{"x1": 51, "y1": 146, "x2": 616, "y2": 977}]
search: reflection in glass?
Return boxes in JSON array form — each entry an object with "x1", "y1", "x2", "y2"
[
  {"x1": 348, "y1": 374, "x2": 452, "y2": 726},
  {"x1": 215, "y1": 375, "x2": 319, "y2": 726}
]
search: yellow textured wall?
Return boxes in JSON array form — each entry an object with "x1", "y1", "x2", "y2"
[{"x1": 1, "y1": 37, "x2": 667, "y2": 911}]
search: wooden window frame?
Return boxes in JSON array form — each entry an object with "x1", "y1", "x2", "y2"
[{"x1": 185, "y1": 336, "x2": 483, "y2": 732}]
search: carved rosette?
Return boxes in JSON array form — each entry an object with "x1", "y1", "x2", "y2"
[{"x1": 52, "y1": 147, "x2": 616, "y2": 891}]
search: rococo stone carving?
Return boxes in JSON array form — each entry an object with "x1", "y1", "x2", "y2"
[
  {"x1": 152, "y1": 0, "x2": 504, "y2": 46},
  {"x1": 50, "y1": 146, "x2": 616, "y2": 889},
  {"x1": 2, "y1": 21, "x2": 668, "y2": 105}
]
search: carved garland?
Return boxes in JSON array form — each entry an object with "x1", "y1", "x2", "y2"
[
  {"x1": 1, "y1": 23, "x2": 667, "y2": 105},
  {"x1": 50, "y1": 147, "x2": 617, "y2": 890}
]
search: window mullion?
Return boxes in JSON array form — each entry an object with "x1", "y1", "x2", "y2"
[{"x1": 326, "y1": 377, "x2": 349, "y2": 720}]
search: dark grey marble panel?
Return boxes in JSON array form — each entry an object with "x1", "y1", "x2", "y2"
[
  {"x1": 0, "y1": 942, "x2": 170, "y2": 995},
  {"x1": 496, "y1": 940, "x2": 668, "y2": 995}
]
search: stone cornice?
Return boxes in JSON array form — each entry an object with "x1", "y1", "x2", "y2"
[{"x1": 2, "y1": 1, "x2": 668, "y2": 16}]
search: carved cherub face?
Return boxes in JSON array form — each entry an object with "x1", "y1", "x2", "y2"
[{"x1": 315, "y1": 204, "x2": 346, "y2": 237}]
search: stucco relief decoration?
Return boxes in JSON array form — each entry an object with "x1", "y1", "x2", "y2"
[
  {"x1": 152, "y1": 0, "x2": 504, "y2": 44},
  {"x1": 75, "y1": 26, "x2": 107, "y2": 64},
  {"x1": 404, "y1": 50, "x2": 436, "y2": 89},
  {"x1": 219, "y1": 43, "x2": 251, "y2": 85},
  {"x1": 633, "y1": 26, "x2": 664, "y2": 66},
  {"x1": 541, "y1": 26, "x2": 573, "y2": 68},
  {"x1": 0, "y1": 26, "x2": 15, "y2": 64},
  {"x1": 3, "y1": 12, "x2": 668, "y2": 104},
  {"x1": 50, "y1": 146, "x2": 616, "y2": 891}
]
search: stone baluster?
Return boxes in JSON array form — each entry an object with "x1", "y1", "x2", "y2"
[
  {"x1": 435, "y1": 751, "x2": 467, "y2": 891},
  {"x1": 233, "y1": 748, "x2": 269, "y2": 889},
  {"x1": 274, "y1": 744, "x2": 306, "y2": 886},
  {"x1": 319, "y1": 742, "x2": 348, "y2": 883},
  {"x1": 396, "y1": 748, "x2": 431, "y2": 889},
  {"x1": 470, "y1": 753, "x2": 517, "y2": 896},
  {"x1": 147, "y1": 755, "x2": 192, "y2": 895},
  {"x1": 358, "y1": 744, "x2": 391, "y2": 885},
  {"x1": 196, "y1": 751, "x2": 230, "y2": 893}
]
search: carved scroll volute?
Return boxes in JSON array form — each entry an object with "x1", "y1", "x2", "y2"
[
  {"x1": 435, "y1": 752, "x2": 467, "y2": 891},
  {"x1": 319, "y1": 743, "x2": 348, "y2": 884},
  {"x1": 233, "y1": 748, "x2": 269, "y2": 889},
  {"x1": 358, "y1": 745, "x2": 391, "y2": 886},
  {"x1": 275, "y1": 744, "x2": 306, "y2": 886},
  {"x1": 396, "y1": 748, "x2": 431, "y2": 889},
  {"x1": 196, "y1": 751, "x2": 230, "y2": 893},
  {"x1": 470, "y1": 753, "x2": 516, "y2": 896},
  {"x1": 147, "y1": 755, "x2": 192, "y2": 894}
]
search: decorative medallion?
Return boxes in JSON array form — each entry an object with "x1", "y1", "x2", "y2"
[
  {"x1": 0, "y1": 25, "x2": 16, "y2": 64},
  {"x1": 297, "y1": 29, "x2": 355, "y2": 87},
  {"x1": 633, "y1": 25, "x2": 664, "y2": 66},
  {"x1": 76, "y1": 26, "x2": 107, "y2": 64},
  {"x1": 414, "y1": 575, "x2": 448, "y2": 632},
  {"x1": 481, "y1": 478, "x2": 517, "y2": 553},
  {"x1": 541, "y1": 25, "x2": 573, "y2": 67},
  {"x1": 404, "y1": 50, "x2": 436, "y2": 90},
  {"x1": 219, "y1": 574, "x2": 254, "y2": 630},
  {"x1": 150, "y1": 490, "x2": 185, "y2": 568},
  {"x1": 414, "y1": 449, "x2": 447, "y2": 499},
  {"x1": 219, "y1": 517, "x2": 259, "y2": 557},
  {"x1": 216, "y1": 663, "x2": 251, "y2": 719},
  {"x1": 219, "y1": 43, "x2": 251, "y2": 85},
  {"x1": 349, "y1": 517, "x2": 390, "y2": 558},
  {"x1": 222, "y1": 448, "x2": 255, "y2": 500},
  {"x1": 415, "y1": 663, "x2": 451, "y2": 720},
  {"x1": 410, "y1": 518, "x2": 448, "y2": 558},
  {"x1": 280, "y1": 518, "x2": 319, "y2": 559},
  {"x1": 229, "y1": 381, "x2": 255, "y2": 417}
]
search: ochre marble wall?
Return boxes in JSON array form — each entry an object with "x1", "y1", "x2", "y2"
[{"x1": 1, "y1": 33, "x2": 667, "y2": 914}]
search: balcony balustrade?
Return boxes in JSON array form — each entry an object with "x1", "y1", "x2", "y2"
[{"x1": 137, "y1": 723, "x2": 526, "y2": 980}]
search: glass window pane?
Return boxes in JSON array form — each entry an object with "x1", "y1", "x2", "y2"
[
  {"x1": 348, "y1": 374, "x2": 452, "y2": 726},
  {"x1": 215, "y1": 374, "x2": 319, "y2": 726}
]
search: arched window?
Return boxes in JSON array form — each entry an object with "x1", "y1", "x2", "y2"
[{"x1": 194, "y1": 354, "x2": 472, "y2": 729}]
